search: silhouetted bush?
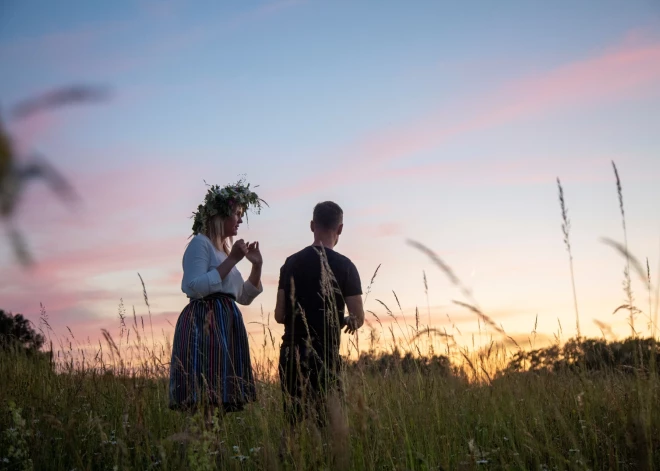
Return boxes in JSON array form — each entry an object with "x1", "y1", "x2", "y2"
[
  {"x1": 0, "y1": 310, "x2": 44, "y2": 352},
  {"x1": 345, "y1": 347, "x2": 455, "y2": 377},
  {"x1": 503, "y1": 336, "x2": 660, "y2": 376},
  {"x1": 0, "y1": 309, "x2": 52, "y2": 366}
]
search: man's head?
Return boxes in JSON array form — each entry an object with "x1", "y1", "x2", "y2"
[{"x1": 310, "y1": 201, "x2": 343, "y2": 248}]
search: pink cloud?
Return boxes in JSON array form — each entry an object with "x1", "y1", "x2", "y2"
[
  {"x1": 271, "y1": 34, "x2": 660, "y2": 200},
  {"x1": 34, "y1": 237, "x2": 185, "y2": 279},
  {"x1": 1, "y1": 286, "x2": 118, "y2": 316},
  {"x1": 0, "y1": 159, "x2": 195, "y2": 318},
  {"x1": 158, "y1": 270, "x2": 184, "y2": 286},
  {"x1": 357, "y1": 39, "x2": 660, "y2": 167},
  {"x1": 0, "y1": 235, "x2": 186, "y2": 319},
  {"x1": 14, "y1": 160, "x2": 199, "y2": 231}
]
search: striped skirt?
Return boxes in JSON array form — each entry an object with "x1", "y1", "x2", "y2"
[{"x1": 169, "y1": 294, "x2": 256, "y2": 412}]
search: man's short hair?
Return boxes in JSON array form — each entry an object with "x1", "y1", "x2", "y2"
[{"x1": 313, "y1": 201, "x2": 343, "y2": 230}]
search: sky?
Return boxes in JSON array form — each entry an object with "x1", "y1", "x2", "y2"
[{"x1": 1, "y1": 0, "x2": 660, "y2": 356}]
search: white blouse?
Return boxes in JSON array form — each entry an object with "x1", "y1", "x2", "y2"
[{"x1": 181, "y1": 234, "x2": 263, "y2": 305}]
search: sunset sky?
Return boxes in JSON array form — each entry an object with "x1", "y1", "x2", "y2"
[{"x1": 1, "y1": 0, "x2": 659, "y2": 354}]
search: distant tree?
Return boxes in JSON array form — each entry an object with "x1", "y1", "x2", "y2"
[
  {"x1": 0, "y1": 309, "x2": 44, "y2": 352},
  {"x1": 502, "y1": 336, "x2": 660, "y2": 376},
  {"x1": 346, "y1": 347, "x2": 455, "y2": 377}
]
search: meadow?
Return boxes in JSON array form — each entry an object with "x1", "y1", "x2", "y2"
[{"x1": 1, "y1": 162, "x2": 659, "y2": 470}]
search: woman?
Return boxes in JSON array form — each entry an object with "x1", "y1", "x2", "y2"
[{"x1": 169, "y1": 179, "x2": 266, "y2": 417}]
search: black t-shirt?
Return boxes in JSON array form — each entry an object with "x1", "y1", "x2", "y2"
[{"x1": 278, "y1": 246, "x2": 362, "y2": 350}]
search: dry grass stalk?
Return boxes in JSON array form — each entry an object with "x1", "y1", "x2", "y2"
[
  {"x1": 423, "y1": 270, "x2": 431, "y2": 328},
  {"x1": 452, "y1": 300, "x2": 506, "y2": 337},
  {"x1": 600, "y1": 238, "x2": 648, "y2": 285},
  {"x1": 655, "y1": 239, "x2": 660, "y2": 339},
  {"x1": 411, "y1": 327, "x2": 454, "y2": 343},
  {"x1": 593, "y1": 319, "x2": 614, "y2": 339},
  {"x1": 407, "y1": 239, "x2": 474, "y2": 303},
  {"x1": 556, "y1": 177, "x2": 581, "y2": 338},
  {"x1": 363, "y1": 263, "x2": 381, "y2": 306},
  {"x1": 408, "y1": 239, "x2": 503, "y2": 340},
  {"x1": 647, "y1": 258, "x2": 653, "y2": 335},
  {"x1": 612, "y1": 161, "x2": 636, "y2": 336},
  {"x1": 138, "y1": 273, "x2": 156, "y2": 349}
]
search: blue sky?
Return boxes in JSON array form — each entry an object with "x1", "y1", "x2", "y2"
[{"x1": 1, "y1": 0, "x2": 659, "y2": 352}]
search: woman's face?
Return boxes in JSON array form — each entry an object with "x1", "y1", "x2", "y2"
[{"x1": 223, "y1": 206, "x2": 244, "y2": 237}]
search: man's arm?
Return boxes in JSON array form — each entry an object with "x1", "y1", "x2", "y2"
[
  {"x1": 274, "y1": 262, "x2": 289, "y2": 325},
  {"x1": 274, "y1": 289, "x2": 286, "y2": 324},
  {"x1": 344, "y1": 295, "x2": 365, "y2": 334},
  {"x1": 343, "y1": 260, "x2": 364, "y2": 334}
]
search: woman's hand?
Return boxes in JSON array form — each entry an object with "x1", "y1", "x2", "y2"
[
  {"x1": 246, "y1": 242, "x2": 263, "y2": 292},
  {"x1": 229, "y1": 239, "x2": 248, "y2": 263},
  {"x1": 245, "y1": 241, "x2": 262, "y2": 266}
]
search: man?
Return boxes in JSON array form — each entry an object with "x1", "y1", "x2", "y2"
[{"x1": 275, "y1": 201, "x2": 365, "y2": 425}]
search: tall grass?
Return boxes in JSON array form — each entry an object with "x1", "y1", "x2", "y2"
[
  {"x1": 1, "y1": 162, "x2": 660, "y2": 470},
  {"x1": 556, "y1": 177, "x2": 580, "y2": 339},
  {"x1": 2, "y1": 316, "x2": 659, "y2": 470},
  {"x1": 612, "y1": 161, "x2": 636, "y2": 336},
  {"x1": 655, "y1": 241, "x2": 660, "y2": 339}
]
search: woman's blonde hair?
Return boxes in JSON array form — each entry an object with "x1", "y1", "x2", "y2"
[{"x1": 205, "y1": 215, "x2": 232, "y2": 255}]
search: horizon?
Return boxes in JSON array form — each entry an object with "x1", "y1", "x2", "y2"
[{"x1": 1, "y1": 1, "x2": 660, "y2": 355}]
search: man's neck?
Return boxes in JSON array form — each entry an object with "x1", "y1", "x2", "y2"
[{"x1": 312, "y1": 235, "x2": 336, "y2": 250}]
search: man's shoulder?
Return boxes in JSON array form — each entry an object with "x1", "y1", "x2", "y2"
[
  {"x1": 282, "y1": 246, "x2": 314, "y2": 266},
  {"x1": 282, "y1": 246, "x2": 356, "y2": 268},
  {"x1": 326, "y1": 248, "x2": 355, "y2": 267}
]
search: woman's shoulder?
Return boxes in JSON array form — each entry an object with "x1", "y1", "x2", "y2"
[
  {"x1": 184, "y1": 233, "x2": 213, "y2": 254},
  {"x1": 188, "y1": 233, "x2": 228, "y2": 257},
  {"x1": 189, "y1": 233, "x2": 214, "y2": 246}
]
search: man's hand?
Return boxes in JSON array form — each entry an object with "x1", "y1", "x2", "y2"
[
  {"x1": 344, "y1": 295, "x2": 364, "y2": 334},
  {"x1": 343, "y1": 316, "x2": 360, "y2": 334}
]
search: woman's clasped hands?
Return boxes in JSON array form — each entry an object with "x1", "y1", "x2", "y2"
[{"x1": 229, "y1": 239, "x2": 262, "y2": 266}]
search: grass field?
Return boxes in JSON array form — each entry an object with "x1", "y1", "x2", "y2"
[
  {"x1": 1, "y1": 325, "x2": 660, "y2": 470},
  {"x1": 1, "y1": 162, "x2": 659, "y2": 470}
]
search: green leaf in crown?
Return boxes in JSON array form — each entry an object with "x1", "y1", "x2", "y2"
[{"x1": 191, "y1": 177, "x2": 268, "y2": 235}]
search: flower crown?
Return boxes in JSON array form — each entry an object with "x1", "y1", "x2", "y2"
[{"x1": 191, "y1": 178, "x2": 267, "y2": 235}]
